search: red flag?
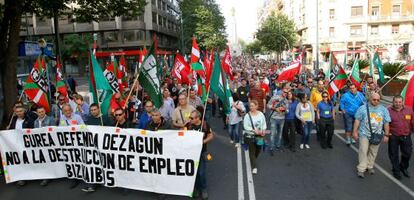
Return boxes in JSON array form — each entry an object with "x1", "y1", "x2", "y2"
[
  {"x1": 191, "y1": 37, "x2": 200, "y2": 64},
  {"x1": 405, "y1": 65, "x2": 414, "y2": 71},
  {"x1": 328, "y1": 65, "x2": 347, "y2": 98},
  {"x1": 403, "y1": 74, "x2": 414, "y2": 108},
  {"x1": 172, "y1": 54, "x2": 191, "y2": 84},
  {"x1": 56, "y1": 58, "x2": 68, "y2": 97},
  {"x1": 205, "y1": 49, "x2": 214, "y2": 90},
  {"x1": 277, "y1": 61, "x2": 302, "y2": 82},
  {"x1": 24, "y1": 57, "x2": 50, "y2": 112},
  {"x1": 221, "y1": 46, "x2": 233, "y2": 80},
  {"x1": 138, "y1": 47, "x2": 148, "y2": 69},
  {"x1": 119, "y1": 55, "x2": 128, "y2": 88}
]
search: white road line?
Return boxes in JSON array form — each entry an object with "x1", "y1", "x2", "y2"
[
  {"x1": 237, "y1": 145, "x2": 245, "y2": 200},
  {"x1": 334, "y1": 130, "x2": 414, "y2": 199},
  {"x1": 244, "y1": 149, "x2": 256, "y2": 200}
]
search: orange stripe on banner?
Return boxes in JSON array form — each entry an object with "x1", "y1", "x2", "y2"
[
  {"x1": 178, "y1": 132, "x2": 184, "y2": 136},
  {"x1": 2, "y1": 161, "x2": 6, "y2": 166},
  {"x1": 140, "y1": 130, "x2": 147, "y2": 135}
]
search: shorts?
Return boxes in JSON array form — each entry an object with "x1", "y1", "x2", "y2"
[{"x1": 343, "y1": 112, "x2": 355, "y2": 132}]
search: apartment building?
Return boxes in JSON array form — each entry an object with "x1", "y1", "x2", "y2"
[
  {"x1": 19, "y1": 0, "x2": 181, "y2": 51},
  {"x1": 269, "y1": 0, "x2": 414, "y2": 66}
]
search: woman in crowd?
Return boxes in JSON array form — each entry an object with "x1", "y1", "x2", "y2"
[
  {"x1": 243, "y1": 100, "x2": 267, "y2": 175},
  {"x1": 316, "y1": 91, "x2": 335, "y2": 149},
  {"x1": 283, "y1": 91, "x2": 299, "y2": 152},
  {"x1": 295, "y1": 93, "x2": 315, "y2": 149},
  {"x1": 227, "y1": 94, "x2": 246, "y2": 147}
]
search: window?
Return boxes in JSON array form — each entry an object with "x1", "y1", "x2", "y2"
[
  {"x1": 163, "y1": 17, "x2": 167, "y2": 27},
  {"x1": 329, "y1": 9, "x2": 335, "y2": 19},
  {"x1": 104, "y1": 32, "x2": 118, "y2": 43},
  {"x1": 123, "y1": 31, "x2": 135, "y2": 42},
  {"x1": 158, "y1": 15, "x2": 163, "y2": 25},
  {"x1": 392, "y1": 5, "x2": 401, "y2": 16},
  {"x1": 392, "y1": 24, "x2": 399, "y2": 34},
  {"x1": 158, "y1": 0, "x2": 162, "y2": 10},
  {"x1": 137, "y1": 30, "x2": 145, "y2": 40},
  {"x1": 371, "y1": 6, "x2": 379, "y2": 16},
  {"x1": 152, "y1": 12, "x2": 157, "y2": 24},
  {"x1": 350, "y1": 25, "x2": 362, "y2": 36},
  {"x1": 329, "y1": 27, "x2": 335, "y2": 37},
  {"x1": 371, "y1": 25, "x2": 378, "y2": 35},
  {"x1": 351, "y1": 6, "x2": 363, "y2": 17}
]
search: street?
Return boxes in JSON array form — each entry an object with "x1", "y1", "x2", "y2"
[{"x1": 1, "y1": 99, "x2": 414, "y2": 200}]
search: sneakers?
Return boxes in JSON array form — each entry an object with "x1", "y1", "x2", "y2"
[
  {"x1": 235, "y1": 143, "x2": 240, "y2": 148},
  {"x1": 300, "y1": 144, "x2": 304, "y2": 149},
  {"x1": 16, "y1": 180, "x2": 26, "y2": 187},
  {"x1": 40, "y1": 180, "x2": 50, "y2": 186},
  {"x1": 305, "y1": 144, "x2": 310, "y2": 149},
  {"x1": 402, "y1": 169, "x2": 411, "y2": 178},
  {"x1": 351, "y1": 139, "x2": 356, "y2": 144},
  {"x1": 230, "y1": 140, "x2": 234, "y2": 144},
  {"x1": 357, "y1": 171, "x2": 365, "y2": 178},
  {"x1": 346, "y1": 137, "x2": 351, "y2": 146},
  {"x1": 201, "y1": 191, "x2": 209, "y2": 200},
  {"x1": 252, "y1": 168, "x2": 258, "y2": 174},
  {"x1": 81, "y1": 186, "x2": 96, "y2": 193},
  {"x1": 368, "y1": 168, "x2": 375, "y2": 175}
]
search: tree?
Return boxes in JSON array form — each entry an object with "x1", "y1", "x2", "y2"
[
  {"x1": 256, "y1": 12, "x2": 296, "y2": 62},
  {"x1": 0, "y1": 0, "x2": 146, "y2": 128},
  {"x1": 62, "y1": 34, "x2": 93, "y2": 76},
  {"x1": 179, "y1": 0, "x2": 227, "y2": 52},
  {"x1": 245, "y1": 40, "x2": 264, "y2": 55}
]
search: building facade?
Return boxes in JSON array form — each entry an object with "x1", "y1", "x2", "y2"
[
  {"x1": 269, "y1": 0, "x2": 414, "y2": 68},
  {"x1": 19, "y1": 0, "x2": 181, "y2": 51}
]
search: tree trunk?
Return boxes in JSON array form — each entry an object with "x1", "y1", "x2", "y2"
[{"x1": 0, "y1": 0, "x2": 24, "y2": 128}]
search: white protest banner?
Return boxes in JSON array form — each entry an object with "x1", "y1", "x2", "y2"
[{"x1": 0, "y1": 125, "x2": 203, "y2": 197}]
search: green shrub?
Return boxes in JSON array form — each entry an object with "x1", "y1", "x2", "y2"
[{"x1": 383, "y1": 62, "x2": 406, "y2": 79}]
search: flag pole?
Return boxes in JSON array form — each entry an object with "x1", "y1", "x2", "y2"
[
  {"x1": 89, "y1": 50, "x2": 104, "y2": 126},
  {"x1": 378, "y1": 63, "x2": 406, "y2": 91},
  {"x1": 200, "y1": 85, "x2": 211, "y2": 130}
]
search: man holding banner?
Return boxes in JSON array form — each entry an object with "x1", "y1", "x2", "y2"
[{"x1": 185, "y1": 110, "x2": 214, "y2": 200}]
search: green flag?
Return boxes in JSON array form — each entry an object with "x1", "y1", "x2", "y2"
[
  {"x1": 89, "y1": 50, "x2": 113, "y2": 115},
  {"x1": 350, "y1": 58, "x2": 362, "y2": 89},
  {"x1": 210, "y1": 52, "x2": 232, "y2": 115},
  {"x1": 373, "y1": 52, "x2": 385, "y2": 83},
  {"x1": 139, "y1": 43, "x2": 163, "y2": 108}
]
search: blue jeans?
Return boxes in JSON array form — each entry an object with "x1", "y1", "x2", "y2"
[
  {"x1": 270, "y1": 118, "x2": 284, "y2": 149},
  {"x1": 243, "y1": 102, "x2": 249, "y2": 113},
  {"x1": 301, "y1": 122, "x2": 313, "y2": 145},
  {"x1": 228, "y1": 122, "x2": 240, "y2": 143},
  {"x1": 195, "y1": 156, "x2": 207, "y2": 192},
  {"x1": 343, "y1": 112, "x2": 355, "y2": 133}
]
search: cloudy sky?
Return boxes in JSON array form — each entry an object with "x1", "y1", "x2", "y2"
[{"x1": 216, "y1": 0, "x2": 262, "y2": 43}]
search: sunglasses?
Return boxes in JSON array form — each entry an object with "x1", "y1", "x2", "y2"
[
  {"x1": 115, "y1": 113, "x2": 124, "y2": 116},
  {"x1": 323, "y1": 96, "x2": 328, "y2": 98}
]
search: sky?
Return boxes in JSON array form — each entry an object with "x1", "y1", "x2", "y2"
[{"x1": 216, "y1": 0, "x2": 262, "y2": 43}]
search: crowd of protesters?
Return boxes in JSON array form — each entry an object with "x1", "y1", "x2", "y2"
[{"x1": 1, "y1": 54, "x2": 413, "y2": 199}]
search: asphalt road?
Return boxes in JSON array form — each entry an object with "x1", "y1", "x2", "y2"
[{"x1": 1, "y1": 100, "x2": 414, "y2": 200}]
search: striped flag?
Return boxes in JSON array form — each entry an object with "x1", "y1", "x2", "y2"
[{"x1": 24, "y1": 57, "x2": 50, "y2": 112}]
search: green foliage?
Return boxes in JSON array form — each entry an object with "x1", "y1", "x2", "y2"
[
  {"x1": 383, "y1": 62, "x2": 406, "y2": 79},
  {"x1": 23, "y1": 0, "x2": 147, "y2": 22},
  {"x1": 348, "y1": 59, "x2": 370, "y2": 70},
  {"x1": 245, "y1": 40, "x2": 264, "y2": 55},
  {"x1": 256, "y1": 13, "x2": 296, "y2": 53},
  {"x1": 180, "y1": 0, "x2": 227, "y2": 52},
  {"x1": 62, "y1": 34, "x2": 93, "y2": 59}
]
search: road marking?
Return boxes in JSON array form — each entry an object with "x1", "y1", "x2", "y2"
[
  {"x1": 334, "y1": 130, "x2": 414, "y2": 199},
  {"x1": 244, "y1": 149, "x2": 256, "y2": 200},
  {"x1": 237, "y1": 145, "x2": 245, "y2": 200}
]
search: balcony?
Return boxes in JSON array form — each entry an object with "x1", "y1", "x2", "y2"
[
  {"x1": 122, "y1": 20, "x2": 145, "y2": 30},
  {"x1": 75, "y1": 23, "x2": 94, "y2": 32},
  {"x1": 99, "y1": 21, "x2": 117, "y2": 30},
  {"x1": 367, "y1": 15, "x2": 414, "y2": 24},
  {"x1": 35, "y1": 26, "x2": 53, "y2": 35}
]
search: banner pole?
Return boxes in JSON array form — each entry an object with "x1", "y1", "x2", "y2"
[
  {"x1": 379, "y1": 63, "x2": 406, "y2": 91},
  {"x1": 200, "y1": 86, "x2": 211, "y2": 130}
]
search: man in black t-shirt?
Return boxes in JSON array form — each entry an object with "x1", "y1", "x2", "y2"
[
  {"x1": 237, "y1": 79, "x2": 250, "y2": 112},
  {"x1": 113, "y1": 108, "x2": 133, "y2": 128},
  {"x1": 185, "y1": 110, "x2": 214, "y2": 200}
]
